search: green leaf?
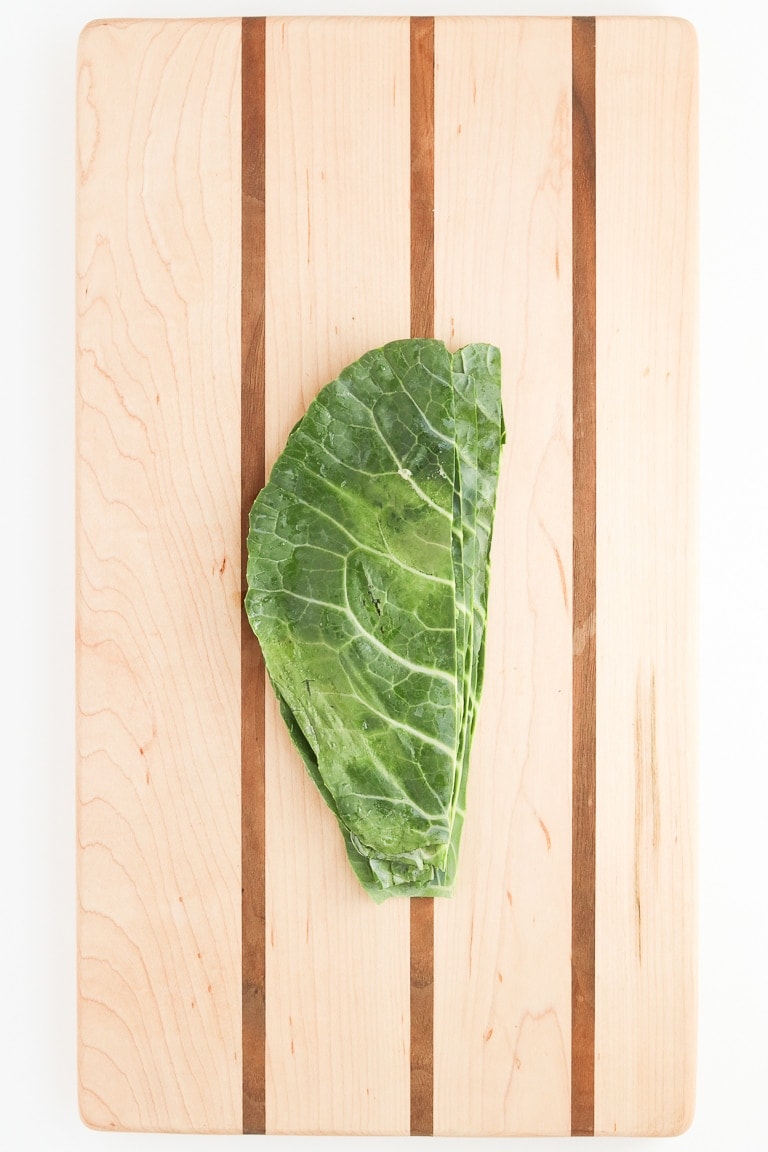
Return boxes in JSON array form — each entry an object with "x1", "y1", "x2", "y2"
[{"x1": 245, "y1": 338, "x2": 504, "y2": 900}]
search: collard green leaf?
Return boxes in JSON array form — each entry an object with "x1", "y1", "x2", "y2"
[{"x1": 245, "y1": 338, "x2": 504, "y2": 900}]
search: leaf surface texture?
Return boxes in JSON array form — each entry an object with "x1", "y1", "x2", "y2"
[{"x1": 246, "y1": 339, "x2": 504, "y2": 899}]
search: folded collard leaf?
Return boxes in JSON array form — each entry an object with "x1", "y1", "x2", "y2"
[{"x1": 245, "y1": 338, "x2": 504, "y2": 900}]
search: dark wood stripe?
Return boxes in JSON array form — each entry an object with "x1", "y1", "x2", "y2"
[
  {"x1": 410, "y1": 897, "x2": 434, "y2": 1135},
  {"x1": 571, "y1": 15, "x2": 597, "y2": 1139},
  {"x1": 241, "y1": 14, "x2": 267, "y2": 1137},
  {"x1": 409, "y1": 14, "x2": 435, "y2": 1139},
  {"x1": 410, "y1": 16, "x2": 435, "y2": 343}
]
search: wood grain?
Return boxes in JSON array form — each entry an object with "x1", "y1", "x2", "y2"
[
  {"x1": 76, "y1": 19, "x2": 242, "y2": 1132},
  {"x1": 432, "y1": 17, "x2": 573, "y2": 1136},
  {"x1": 262, "y1": 17, "x2": 411, "y2": 1135},
  {"x1": 594, "y1": 17, "x2": 698, "y2": 1135},
  {"x1": 241, "y1": 15, "x2": 266, "y2": 1137},
  {"x1": 571, "y1": 15, "x2": 597, "y2": 1138}
]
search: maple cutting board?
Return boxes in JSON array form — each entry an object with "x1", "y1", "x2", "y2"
[{"x1": 76, "y1": 16, "x2": 697, "y2": 1137}]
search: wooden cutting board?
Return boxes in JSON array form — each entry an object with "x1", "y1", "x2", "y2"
[{"x1": 76, "y1": 16, "x2": 697, "y2": 1136}]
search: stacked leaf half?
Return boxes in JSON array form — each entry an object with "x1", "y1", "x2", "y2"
[{"x1": 245, "y1": 338, "x2": 505, "y2": 900}]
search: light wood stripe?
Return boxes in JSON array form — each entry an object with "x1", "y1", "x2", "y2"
[
  {"x1": 432, "y1": 17, "x2": 573, "y2": 1135},
  {"x1": 571, "y1": 14, "x2": 597, "y2": 1138},
  {"x1": 241, "y1": 15, "x2": 267, "y2": 1136},
  {"x1": 594, "y1": 18, "x2": 698, "y2": 1135},
  {"x1": 409, "y1": 14, "x2": 435, "y2": 1139},
  {"x1": 76, "y1": 19, "x2": 243, "y2": 1132},
  {"x1": 264, "y1": 18, "x2": 410, "y2": 1133}
]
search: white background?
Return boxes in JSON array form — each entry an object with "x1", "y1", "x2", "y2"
[{"x1": 1, "y1": 0, "x2": 765, "y2": 1148}]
